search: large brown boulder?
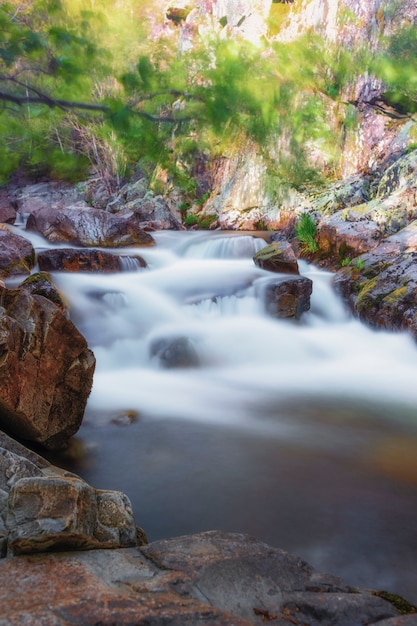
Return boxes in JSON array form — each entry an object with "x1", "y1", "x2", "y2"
[
  {"x1": 26, "y1": 206, "x2": 155, "y2": 247},
  {"x1": 38, "y1": 248, "x2": 147, "y2": 273},
  {"x1": 0, "y1": 280, "x2": 95, "y2": 449},
  {"x1": 259, "y1": 276, "x2": 313, "y2": 319},
  {"x1": 0, "y1": 227, "x2": 35, "y2": 278}
]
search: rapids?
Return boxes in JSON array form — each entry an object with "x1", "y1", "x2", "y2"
[{"x1": 11, "y1": 229, "x2": 417, "y2": 603}]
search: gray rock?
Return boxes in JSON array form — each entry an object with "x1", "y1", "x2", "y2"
[{"x1": 26, "y1": 206, "x2": 155, "y2": 248}]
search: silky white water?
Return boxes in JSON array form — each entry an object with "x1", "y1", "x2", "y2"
[
  {"x1": 46, "y1": 231, "x2": 417, "y2": 426},
  {"x1": 11, "y1": 228, "x2": 417, "y2": 602}
]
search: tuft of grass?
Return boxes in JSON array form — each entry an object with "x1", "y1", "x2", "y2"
[{"x1": 295, "y1": 213, "x2": 318, "y2": 253}]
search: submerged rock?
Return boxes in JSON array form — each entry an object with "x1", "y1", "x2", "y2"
[
  {"x1": 150, "y1": 336, "x2": 199, "y2": 368},
  {"x1": 0, "y1": 281, "x2": 95, "y2": 450}
]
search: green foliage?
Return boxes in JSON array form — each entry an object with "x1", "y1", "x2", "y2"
[
  {"x1": 371, "y1": 25, "x2": 417, "y2": 110},
  {"x1": 2, "y1": 0, "x2": 417, "y2": 196},
  {"x1": 295, "y1": 213, "x2": 318, "y2": 253}
]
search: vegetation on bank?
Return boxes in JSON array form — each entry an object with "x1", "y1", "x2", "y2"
[{"x1": 0, "y1": 0, "x2": 416, "y2": 202}]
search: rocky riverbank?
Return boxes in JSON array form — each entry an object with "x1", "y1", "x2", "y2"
[{"x1": 1, "y1": 432, "x2": 417, "y2": 625}]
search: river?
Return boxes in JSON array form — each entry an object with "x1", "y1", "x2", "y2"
[{"x1": 14, "y1": 229, "x2": 417, "y2": 603}]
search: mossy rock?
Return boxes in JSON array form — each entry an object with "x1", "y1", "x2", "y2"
[{"x1": 253, "y1": 241, "x2": 299, "y2": 274}]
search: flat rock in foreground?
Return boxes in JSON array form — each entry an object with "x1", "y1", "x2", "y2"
[{"x1": 0, "y1": 531, "x2": 414, "y2": 625}]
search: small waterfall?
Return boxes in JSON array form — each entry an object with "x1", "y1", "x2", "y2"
[{"x1": 119, "y1": 255, "x2": 146, "y2": 272}]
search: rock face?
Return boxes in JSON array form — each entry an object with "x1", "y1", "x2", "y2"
[
  {"x1": 26, "y1": 206, "x2": 155, "y2": 247},
  {"x1": 334, "y1": 222, "x2": 417, "y2": 337},
  {"x1": 253, "y1": 241, "x2": 299, "y2": 274},
  {"x1": 38, "y1": 248, "x2": 147, "y2": 273},
  {"x1": 0, "y1": 279, "x2": 95, "y2": 449},
  {"x1": 0, "y1": 431, "x2": 141, "y2": 556},
  {"x1": 0, "y1": 227, "x2": 35, "y2": 278}
]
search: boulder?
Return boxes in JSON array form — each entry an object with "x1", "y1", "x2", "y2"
[
  {"x1": 38, "y1": 248, "x2": 147, "y2": 273},
  {"x1": 0, "y1": 227, "x2": 35, "y2": 278},
  {"x1": 6, "y1": 475, "x2": 138, "y2": 554},
  {"x1": 0, "y1": 282, "x2": 95, "y2": 449},
  {"x1": 20, "y1": 271, "x2": 68, "y2": 312},
  {"x1": 26, "y1": 206, "x2": 155, "y2": 247},
  {"x1": 253, "y1": 241, "x2": 299, "y2": 274},
  {"x1": 0, "y1": 432, "x2": 143, "y2": 556},
  {"x1": 259, "y1": 276, "x2": 313, "y2": 319},
  {"x1": 12, "y1": 181, "x2": 86, "y2": 217}
]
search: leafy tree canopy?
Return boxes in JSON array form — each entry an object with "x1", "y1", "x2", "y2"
[{"x1": 0, "y1": 1, "x2": 416, "y2": 192}]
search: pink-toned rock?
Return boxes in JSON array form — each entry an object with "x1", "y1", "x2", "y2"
[
  {"x1": 26, "y1": 206, "x2": 155, "y2": 248},
  {"x1": 0, "y1": 284, "x2": 95, "y2": 449},
  {"x1": 0, "y1": 227, "x2": 35, "y2": 278}
]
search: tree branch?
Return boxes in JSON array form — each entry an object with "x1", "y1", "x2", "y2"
[{"x1": 0, "y1": 89, "x2": 195, "y2": 123}]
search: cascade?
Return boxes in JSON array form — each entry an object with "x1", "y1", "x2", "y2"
[{"x1": 10, "y1": 229, "x2": 417, "y2": 603}]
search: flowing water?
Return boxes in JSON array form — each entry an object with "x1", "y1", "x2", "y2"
[{"x1": 12, "y1": 229, "x2": 417, "y2": 602}]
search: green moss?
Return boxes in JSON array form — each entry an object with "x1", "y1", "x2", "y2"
[
  {"x1": 356, "y1": 276, "x2": 380, "y2": 306},
  {"x1": 384, "y1": 285, "x2": 408, "y2": 304},
  {"x1": 372, "y1": 590, "x2": 417, "y2": 615},
  {"x1": 22, "y1": 271, "x2": 52, "y2": 286}
]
